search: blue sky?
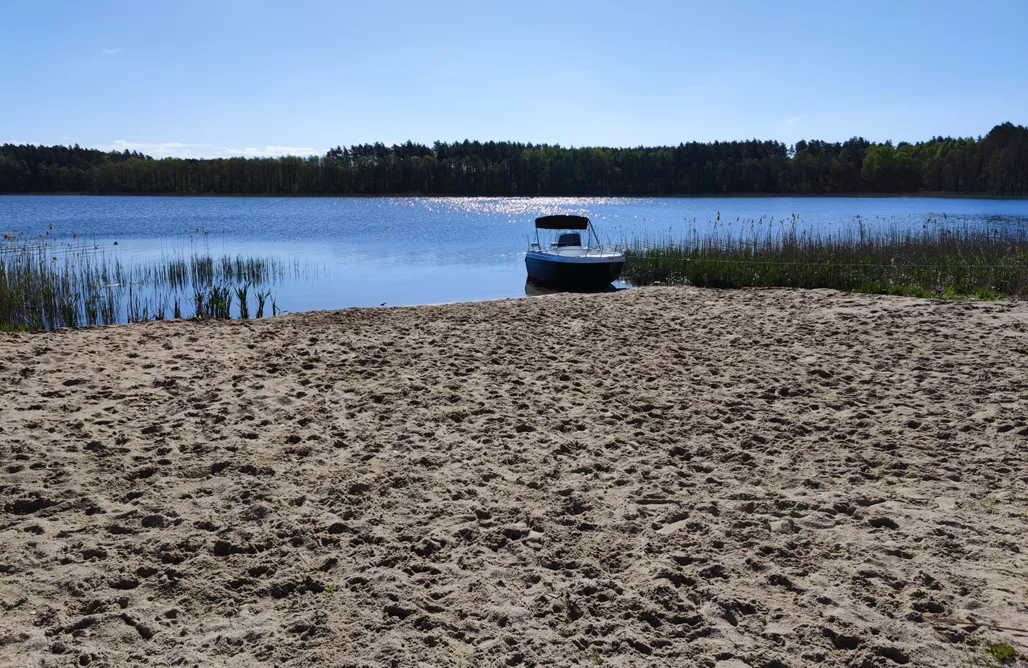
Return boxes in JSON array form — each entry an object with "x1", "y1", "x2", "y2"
[{"x1": 2, "y1": 0, "x2": 1026, "y2": 157}]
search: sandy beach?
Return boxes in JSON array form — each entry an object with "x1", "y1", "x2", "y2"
[{"x1": 1, "y1": 286, "x2": 1026, "y2": 667}]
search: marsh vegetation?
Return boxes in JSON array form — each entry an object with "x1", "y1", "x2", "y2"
[
  {"x1": 0, "y1": 230, "x2": 295, "y2": 331},
  {"x1": 623, "y1": 215, "x2": 1028, "y2": 299}
]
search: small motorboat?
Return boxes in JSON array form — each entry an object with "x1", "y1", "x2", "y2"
[{"x1": 525, "y1": 215, "x2": 625, "y2": 289}]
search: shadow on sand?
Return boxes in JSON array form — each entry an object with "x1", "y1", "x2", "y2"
[{"x1": 524, "y1": 278, "x2": 625, "y2": 297}]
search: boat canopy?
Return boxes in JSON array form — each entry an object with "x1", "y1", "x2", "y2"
[{"x1": 535, "y1": 215, "x2": 589, "y2": 230}]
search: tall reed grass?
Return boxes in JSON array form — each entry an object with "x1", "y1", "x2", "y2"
[
  {"x1": 0, "y1": 230, "x2": 297, "y2": 331},
  {"x1": 623, "y1": 215, "x2": 1028, "y2": 300}
]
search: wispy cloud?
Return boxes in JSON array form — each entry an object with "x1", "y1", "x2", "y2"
[
  {"x1": 102, "y1": 48, "x2": 122, "y2": 55},
  {"x1": 96, "y1": 140, "x2": 322, "y2": 159},
  {"x1": 232, "y1": 145, "x2": 321, "y2": 157},
  {"x1": 100, "y1": 140, "x2": 206, "y2": 157}
]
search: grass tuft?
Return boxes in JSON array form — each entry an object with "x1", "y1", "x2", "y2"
[{"x1": 986, "y1": 641, "x2": 1019, "y2": 664}]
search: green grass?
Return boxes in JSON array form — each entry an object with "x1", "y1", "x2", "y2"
[
  {"x1": 986, "y1": 641, "x2": 1020, "y2": 664},
  {"x1": 622, "y1": 215, "x2": 1028, "y2": 299},
  {"x1": 0, "y1": 230, "x2": 294, "y2": 330},
  {"x1": 964, "y1": 638, "x2": 1025, "y2": 667}
]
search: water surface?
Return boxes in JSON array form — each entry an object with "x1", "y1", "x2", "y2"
[{"x1": 3, "y1": 195, "x2": 1027, "y2": 313}]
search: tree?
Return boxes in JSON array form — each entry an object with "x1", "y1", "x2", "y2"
[{"x1": 2, "y1": 124, "x2": 1027, "y2": 196}]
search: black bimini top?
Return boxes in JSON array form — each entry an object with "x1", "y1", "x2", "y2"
[{"x1": 535, "y1": 215, "x2": 589, "y2": 230}]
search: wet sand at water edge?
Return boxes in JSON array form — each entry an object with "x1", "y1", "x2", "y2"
[{"x1": 1, "y1": 287, "x2": 1027, "y2": 667}]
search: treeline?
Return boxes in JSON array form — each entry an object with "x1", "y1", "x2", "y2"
[
  {"x1": 0, "y1": 144, "x2": 148, "y2": 193},
  {"x1": 2, "y1": 122, "x2": 1026, "y2": 196}
]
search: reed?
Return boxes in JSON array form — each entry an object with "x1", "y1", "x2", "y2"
[
  {"x1": 623, "y1": 216, "x2": 1028, "y2": 300},
  {"x1": 235, "y1": 284, "x2": 250, "y2": 320},
  {"x1": 192, "y1": 287, "x2": 207, "y2": 320},
  {"x1": 203, "y1": 285, "x2": 234, "y2": 320},
  {"x1": 0, "y1": 230, "x2": 293, "y2": 330},
  {"x1": 255, "y1": 289, "x2": 270, "y2": 318}
]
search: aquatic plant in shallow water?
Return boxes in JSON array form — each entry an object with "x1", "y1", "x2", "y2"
[
  {"x1": 255, "y1": 289, "x2": 270, "y2": 318},
  {"x1": 235, "y1": 284, "x2": 250, "y2": 320},
  {"x1": 623, "y1": 216, "x2": 1028, "y2": 299},
  {"x1": 0, "y1": 230, "x2": 298, "y2": 330}
]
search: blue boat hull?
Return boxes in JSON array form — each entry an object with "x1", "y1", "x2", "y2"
[{"x1": 525, "y1": 255, "x2": 624, "y2": 289}]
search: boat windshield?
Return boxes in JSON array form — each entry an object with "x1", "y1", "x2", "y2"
[
  {"x1": 530, "y1": 218, "x2": 610, "y2": 253},
  {"x1": 555, "y1": 232, "x2": 582, "y2": 247}
]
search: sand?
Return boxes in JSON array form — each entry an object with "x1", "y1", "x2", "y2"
[{"x1": 1, "y1": 287, "x2": 1027, "y2": 668}]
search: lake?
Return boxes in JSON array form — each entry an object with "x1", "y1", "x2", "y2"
[{"x1": 2, "y1": 195, "x2": 1028, "y2": 315}]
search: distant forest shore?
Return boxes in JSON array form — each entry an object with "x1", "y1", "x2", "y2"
[{"x1": 2, "y1": 122, "x2": 1026, "y2": 197}]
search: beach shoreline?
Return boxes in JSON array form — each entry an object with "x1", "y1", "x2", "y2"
[{"x1": 1, "y1": 287, "x2": 1026, "y2": 667}]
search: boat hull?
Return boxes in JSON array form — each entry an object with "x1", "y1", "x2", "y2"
[{"x1": 525, "y1": 254, "x2": 624, "y2": 289}]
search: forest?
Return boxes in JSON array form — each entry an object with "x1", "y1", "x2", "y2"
[{"x1": 1, "y1": 122, "x2": 1026, "y2": 197}]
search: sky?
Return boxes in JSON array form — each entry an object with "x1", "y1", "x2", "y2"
[{"x1": 2, "y1": 0, "x2": 1026, "y2": 158}]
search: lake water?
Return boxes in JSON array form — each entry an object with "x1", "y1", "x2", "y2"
[{"x1": 2, "y1": 195, "x2": 1027, "y2": 315}]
